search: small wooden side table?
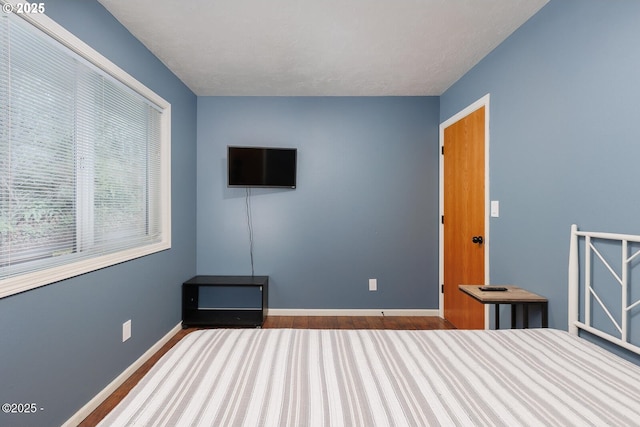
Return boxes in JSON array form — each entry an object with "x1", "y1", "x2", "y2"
[{"x1": 458, "y1": 285, "x2": 548, "y2": 329}]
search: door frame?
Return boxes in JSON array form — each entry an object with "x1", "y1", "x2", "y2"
[{"x1": 438, "y1": 94, "x2": 491, "y2": 329}]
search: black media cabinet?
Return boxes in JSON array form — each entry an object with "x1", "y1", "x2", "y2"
[{"x1": 182, "y1": 275, "x2": 268, "y2": 328}]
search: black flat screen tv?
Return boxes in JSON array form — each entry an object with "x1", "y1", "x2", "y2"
[{"x1": 228, "y1": 146, "x2": 297, "y2": 188}]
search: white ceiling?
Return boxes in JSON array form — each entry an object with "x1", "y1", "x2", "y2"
[{"x1": 98, "y1": 0, "x2": 548, "y2": 96}]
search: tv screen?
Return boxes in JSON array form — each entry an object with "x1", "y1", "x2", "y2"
[{"x1": 228, "y1": 146, "x2": 297, "y2": 188}]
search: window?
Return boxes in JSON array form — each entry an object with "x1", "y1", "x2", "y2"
[{"x1": 0, "y1": 7, "x2": 171, "y2": 298}]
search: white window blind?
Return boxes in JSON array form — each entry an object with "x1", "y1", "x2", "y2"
[{"x1": 0, "y1": 7, "x2": 171, "y2": 298}]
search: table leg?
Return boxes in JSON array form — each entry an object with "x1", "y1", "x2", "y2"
[
  {"x1": 495, "y1": 303, "x2": 500, "y2": 330},
  {"x1": 511, "y1": 304, "x2": 516, "y2": 329},
  {"x1": 542, "y1": 302, "x2": 548, "y2": 328}
]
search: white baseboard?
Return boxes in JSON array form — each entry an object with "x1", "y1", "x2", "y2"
[
  {"x1": 267, "y1": 308, "x2": 440, "y2": 317},
  {"x1": 63, "y1": 322, "x2": 183, "y2": 427}
]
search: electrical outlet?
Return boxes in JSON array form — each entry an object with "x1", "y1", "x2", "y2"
[
  {"x1": 369, "y1": 278, "x2": 377, "y2": 291},
  {"x1": 122, "y1": 320, "x2": 132, "y2": 342}
]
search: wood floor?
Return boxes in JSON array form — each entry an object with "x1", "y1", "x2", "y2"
[{"x1": 79, "y1": 316, "x2": 454, "y2": 426}]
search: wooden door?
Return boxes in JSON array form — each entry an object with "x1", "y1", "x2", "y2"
[{"x1": 443, "y1": 106, "x2": 486, "y2": 329}]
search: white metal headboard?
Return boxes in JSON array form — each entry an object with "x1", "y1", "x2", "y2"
[{"x1": 569, "y1": 224, "x2": 640, "y2": 355}]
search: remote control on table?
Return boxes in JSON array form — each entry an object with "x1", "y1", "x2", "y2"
[{"x1": 479, "y1": 286, "x2": 508, "y2": 292}]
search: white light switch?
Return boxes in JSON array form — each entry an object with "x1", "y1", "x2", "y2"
[
  {"x1": 491, "y1": 200, "x2": 500, "y2": 218},
  {"x1": 369, "y1": 278, "x2": 377, "y2": 291}
]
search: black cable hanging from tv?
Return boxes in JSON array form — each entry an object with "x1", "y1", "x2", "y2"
[{"x1": 245, "y1": 187, "x2": 255, "y2": 276}]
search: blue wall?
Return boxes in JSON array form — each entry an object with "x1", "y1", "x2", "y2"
[
  {"x1": 197, "y1": 97, "x2": 440, "y2": 309},
  {"x1": 441, "y1": 0, "x2": 640, "y2": 336},
  {"x1": 0, "y1": 2, "x2": 197, "y2": 426}
]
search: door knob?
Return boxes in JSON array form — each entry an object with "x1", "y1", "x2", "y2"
[{"x1": 472, "y1": 236, "x2": 484, "y2": 244}]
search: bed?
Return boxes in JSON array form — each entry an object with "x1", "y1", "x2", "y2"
[{"x1": 98, "y1": 225, "x2": 640, "y2": 426}]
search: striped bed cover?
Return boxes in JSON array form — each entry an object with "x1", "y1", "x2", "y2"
[{"x1": 98, "y1": 328, "x2": 640, "y2": 426}]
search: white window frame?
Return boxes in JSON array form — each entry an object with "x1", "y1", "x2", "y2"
[{"x1": 0, "y1": 2, "x2": 171, "y2": 298}]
